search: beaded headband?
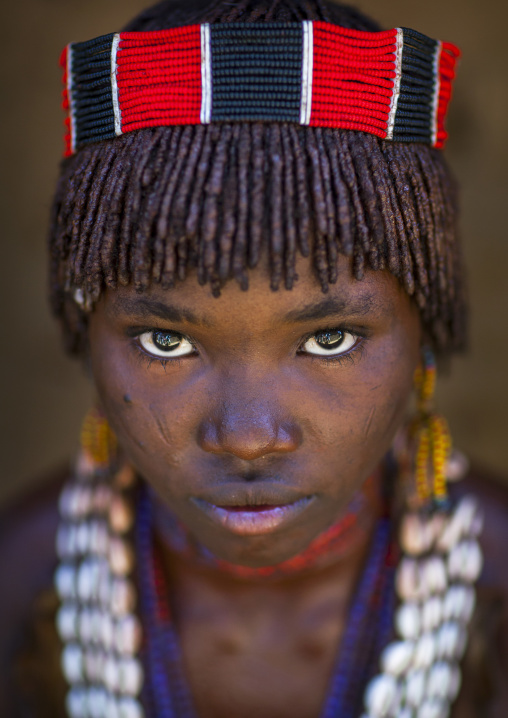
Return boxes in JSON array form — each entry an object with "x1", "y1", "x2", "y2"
[{"x1": 60, "y1": 21, "x2": 459, "y2": 157}]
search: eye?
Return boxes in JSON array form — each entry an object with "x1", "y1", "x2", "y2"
[
  {"x1": 301, "y1": 329, "x2": 358, "y2": 357},
  {"x1": 138, "y1": 330, "x2": 195, "y2": 359}
]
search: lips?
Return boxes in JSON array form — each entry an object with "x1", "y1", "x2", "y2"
[{"x1": 192, "y1": 495, "x2": 314, "y2": 536}]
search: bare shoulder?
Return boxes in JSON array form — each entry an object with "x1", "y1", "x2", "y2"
[{"x1": 0, "y1": 469, "x2": 66, "y2": 714}]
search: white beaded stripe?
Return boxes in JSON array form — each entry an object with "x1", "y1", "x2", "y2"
[
  {"x1": 200, "y1": 24, "x2": 212, "y2": 124},
  {"x1": 299, "y1": 21, "x2": 314, "y2": 126},
  {"x1": 67, "y1": 44, "x2": 77, "y2": 154},
  {"x1": 431, "y1": 40, "x2": 442, "y2": 148},
  {"x1": 386, "y1": 28, "x2": 404, "y2": 141},
  {"x1": 111, "y1": 34, "x2": 122, "y2": 137}
]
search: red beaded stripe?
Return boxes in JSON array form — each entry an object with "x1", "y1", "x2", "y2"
[
  {"x1": 59, "y1": 46, "x2": 72, "y2": 157},
  {"x1": 434, "y1": 41, "x2": 460, "y2": 149},
  {"x1": 116, "y1": 25, "x2": 202, "y2": 132},
  {"x1": 310, "y1": 22, "x2": 397, "y2": 133}
]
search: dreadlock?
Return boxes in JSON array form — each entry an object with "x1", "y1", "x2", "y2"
[{"x1": 48, "y1": 0, "x2": 466, "y2": 357}]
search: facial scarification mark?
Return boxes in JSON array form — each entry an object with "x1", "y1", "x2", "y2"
[
  {"x1": 363, "y1": 407, "x2": 376, "y2": 437},
  {"x1": 154, "y1": 411, "x2": 172, "y2": 448}
]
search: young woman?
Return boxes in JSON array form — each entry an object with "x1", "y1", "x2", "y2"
[{"x1": 2, "y1": 0, "x2": 508, "y2": 716}]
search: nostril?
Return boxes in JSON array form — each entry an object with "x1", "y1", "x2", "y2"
[{"x1": 197, "y1": 416, "x2": 301, "y2": 459}]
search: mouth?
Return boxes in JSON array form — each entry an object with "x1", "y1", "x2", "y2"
[{"x1": 192, "y1": 495, "x2": 314, "y2": 536}]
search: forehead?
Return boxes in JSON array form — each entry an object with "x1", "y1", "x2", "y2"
[{"x1": 103, "y1": 253, "x2": 412, "y2": 328}]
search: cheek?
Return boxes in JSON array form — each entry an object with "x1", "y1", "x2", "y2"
[
  {"x1": 301, "y1": 337, "x2": 419, "y2": 465},
  {"x1": 88, "y1": 324, "x2": 203, "y2": 476}
]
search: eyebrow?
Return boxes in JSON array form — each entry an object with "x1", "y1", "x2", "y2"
[
  {"x1": 111, "y1": 293, "x2": 377, "y2": 327},
  {"x1": 282, "y1": 295, "x2": 376, "y2": 323},
  {"x1": 111, "y1": 297, "x2": 210, "y2": 326}
]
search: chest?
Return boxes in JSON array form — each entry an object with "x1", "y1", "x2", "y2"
[{"x1": 177, "y1": 598, "x2": 345, "y2": 718}]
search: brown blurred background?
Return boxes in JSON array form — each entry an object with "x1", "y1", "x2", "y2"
[{"x1": 1, "y1": 0, "x2": 507, "y2": 506}]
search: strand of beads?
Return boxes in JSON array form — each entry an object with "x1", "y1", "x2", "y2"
[
  {"x1": 55, "y1": 447, "x2": 145, "y2": 718},
  {"x1": 361, "y1": 485, "x2": 483, "y2": 718},
  {"x1": 321, "y1": 516, "x2": 396, "y2": 718}
]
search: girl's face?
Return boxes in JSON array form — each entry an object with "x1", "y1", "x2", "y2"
[{"x1": 89, "y1": 255, "x2": 421, "y2": 567}]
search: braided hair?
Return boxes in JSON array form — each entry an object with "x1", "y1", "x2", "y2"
[{"x1": 48, "y1": 0, "x2": 466, "y2": 357}]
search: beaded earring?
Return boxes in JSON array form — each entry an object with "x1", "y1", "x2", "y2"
[
  {"x1": 410, "y1": 348, "x2": 452, "y2": 509},
  {"x1": 79, "y1": 406, "x2": 117, "y2": 469}
]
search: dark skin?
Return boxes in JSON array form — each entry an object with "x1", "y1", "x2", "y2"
[
  {"x1": 87, "y1": 255, "x2": 421, "y2": 717},
  {"x1": 2, "y1": 256, "x2": 508, "y2": 717}
]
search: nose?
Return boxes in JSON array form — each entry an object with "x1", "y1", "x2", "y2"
[{"x1": 198, "y1": 396, "x2": 302, "y2": 460}]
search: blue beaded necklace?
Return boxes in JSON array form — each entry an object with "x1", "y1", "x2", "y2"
[{"x1": 135, "y1": 486, "x2": 395, "y2": 718}]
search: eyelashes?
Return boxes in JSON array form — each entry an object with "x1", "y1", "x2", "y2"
[
  {"x1": 300, "y1": 328, "x2": 358, "y2": 357},
  {"x1": 130, "y1": 326, "x2": 366, "y2": 369},
  {"x1": 138, "y1": 330, "x2": 195, "y2": 359}
]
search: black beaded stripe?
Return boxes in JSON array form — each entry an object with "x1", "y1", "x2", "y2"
[
  {"x1": 210, "y1": 23, "x2": 303, "y2": 122},
  {"x1": 70, "y1": 33, "x2": 116, "y2": 148},
  {"x1": 392, "y1": 28, "x2": 438, "y2": 144}
]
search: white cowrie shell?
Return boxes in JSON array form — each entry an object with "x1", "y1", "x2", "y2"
[
  {"x1": 395, "y1": 602, "x2": 421, "y2": 641},
  {"x1": 416, "y1": 698, "x2": 447, "y2": 718},
  {"x1": 75, "y1": 521, "x2": 91, "y2": 555},
  {"x1": 115, "y1": 615, "x2": 142, "y2": 656},
  {"x1": 110, "y1": 578, "x2": 137, "y2": 616},
  {"x1": 118, "y1": 657, "x2": 144, "y2": 697},
  {"x1": 396, "y1": 558, "x2": 423, "y2": 602},
  {"x1": 426, "y1": 661, "x2": 452, "y2": 700},
  {"x1": 118, "y1": 697, "x2": 145, "y2": 718},
  {"x1": 105, "y1": 693, "x2": 121, "y2": 718},
  {"x1": 61, "y1": 643, "x2": 84, "y2": 684},
  {"x1": 400, "y1": 513, "x2": 433, "y2": 556},
  {"x1": 422, "y1": 596, "x2": 443, "y2": 633},
  {"x1": 412, "y1": 632, "x2": 436, "y2": 670},
  {"x1": 364, "y1": 674, "x2": 399, "y2": 717},
  {"x1": 77, "y1": 560, "x2": 95, "y2": 602},
  {"x1": 65, "y1": 687, "x2": 88, "y2": 718},
  {"x1": 89, "y1": 519, "x2": 109, "y2": 555},
  {"x1": 104, "y1": 654, "x2": 120, "y2": 692},
  {"x1": 404, "y1": 669, "x2": 426, "y2": 707},
  {"x1": 436, "y1": 621, "x2": 467, "y2": 661},
  {"x1": 437, "y1": 496, "x2": 478, "y2": 551},
  {"x1": 448, "y1": 540, "x2": 483, "y2": 583},
  {"x1": 380, "y1": 640, "x2": 415, "y2": 677},
  {"x1": 422, "y1": 556, "x2": 447, "y2": 595},
  {"x1": 109, "y1": 537, "x2": 134, "y2": 577},
  {"x1": 55, "y1": 564, "x2": 77, "y2": 601},
  {"x1": 59, "y1": 487, "x2": 79, "y2": 520},
  {"x1": 443, "y1": 585, "x2": 476, "y2": 623},
  {"x1": 86, "y1": 686, "x2": 108, "y2": 718},
  {"x1": 454, "y1": 496, "x2": 480, "y2": 534},
  {"x1": 56, "y1": 603, "x2": 79, "y2": 642},
  {"x1": 109, "y1": 495, "x2": 135, "y2": 534}
]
